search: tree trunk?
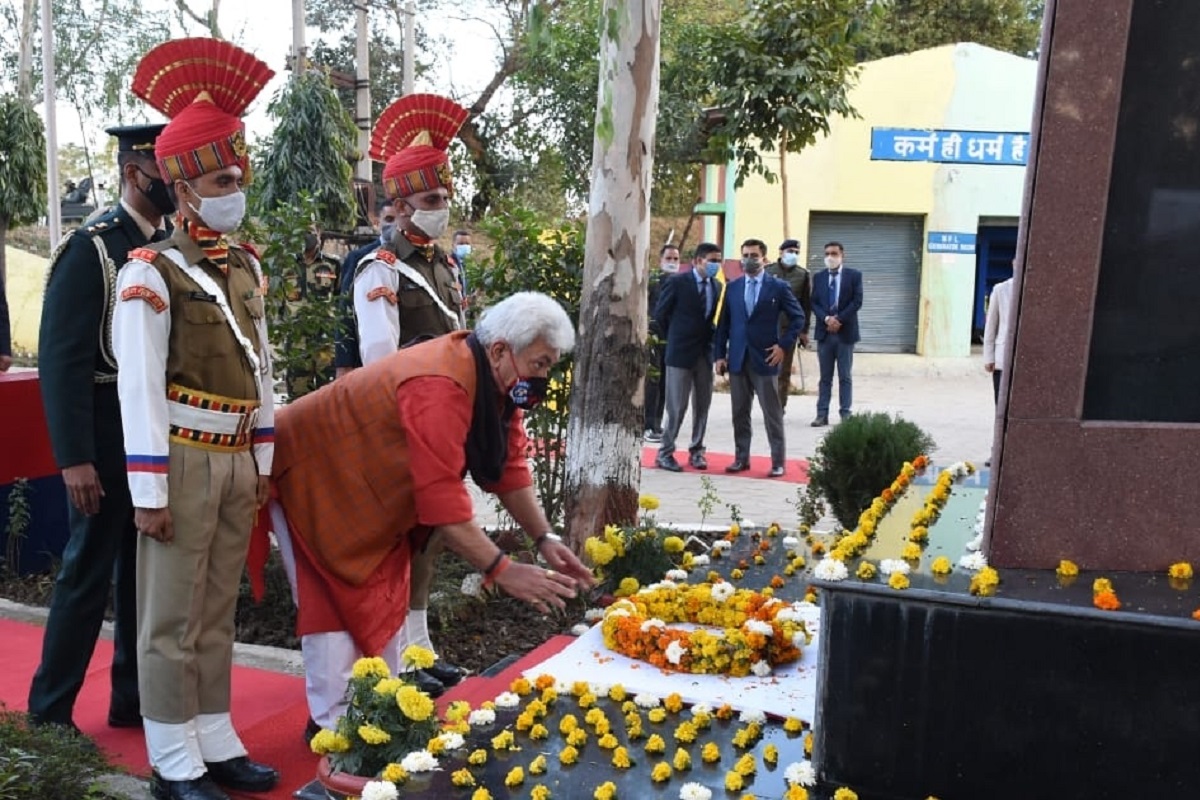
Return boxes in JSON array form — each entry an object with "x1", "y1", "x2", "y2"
[
  {"x1": 562, "y1": 0, "x2": 662, "y2": 547},
  {"x1": 17, "y1": 0, "x2": 37, "y2": 100}
]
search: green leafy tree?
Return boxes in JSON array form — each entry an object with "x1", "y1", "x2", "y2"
[
  {"x1": 701, "y1": 0, "x2": 869, "y2": 185},
  {"x1": 0, "y1": 94, "x2": 46, "y2": 286},
  {"x1": 857, "y1": 0, "x2": 1044, "y2": 61}
]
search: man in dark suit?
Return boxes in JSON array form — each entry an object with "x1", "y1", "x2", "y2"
[
  {"x1": 653, "y1": 242, "x2": 723, "y2": 472},
  {"x1": 644, "y1": 243, "x2": 680, "y2": 442},
  {"x1": 714, "y1": 238, "x2": 804, "y2": 478},
  {"x1": 809, "y1": 240, "x2": 864, "y2": 426},
  {"x1": 28, "y1": 123, "x2": 171, "y2": 732},
  {"x1": 333, "y1": 200, "x2": 396, "y2": 378}
]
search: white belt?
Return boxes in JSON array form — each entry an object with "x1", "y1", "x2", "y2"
[{"x1": 168, "y1": 401, "x2": 259, "y2": 438}]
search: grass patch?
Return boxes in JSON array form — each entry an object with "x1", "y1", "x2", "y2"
[{"x1": 0, "y1": 710, "x2": 126, "y2": 799}]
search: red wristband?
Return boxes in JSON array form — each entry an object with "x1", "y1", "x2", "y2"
[{"x1": 483, "y1": 553, "x2": 511, "y2": 587}]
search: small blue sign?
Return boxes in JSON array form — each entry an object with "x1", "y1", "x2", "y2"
[
  {"x1": 927, "y1": 232, "x2": 977, "y2": 254},
  {"x1": 871, "y1": 128, "x2": 1029, "y2": 166}
]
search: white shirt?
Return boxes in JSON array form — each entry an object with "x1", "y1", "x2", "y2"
[{"x1": 983, "y1": 278, "x2": 1014, "y2": 372}]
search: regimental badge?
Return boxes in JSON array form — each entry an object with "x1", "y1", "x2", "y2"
[
  {"x1": 435, "y1": 162, "x2": 452, "y2": 189},
  {"x1": 367, "y1": 286, "x2": 398, "y2": 305},
  {"x1": 121, "y1": 285, "x2": 168, "y2": 313},
  {"x1": 375, "y1": 250, "x2": 397, "y2": 265},
  {"x1": 230, "y1": 129, "x2": 248, "y2": 158}
]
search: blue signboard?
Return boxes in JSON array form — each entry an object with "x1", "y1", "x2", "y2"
[
  {"x1": 927, "y1": 232, "x2": 977, "y2": 254},
  {"x1": 871, "y1": 128, "x2": 1029, "y2": 166}
]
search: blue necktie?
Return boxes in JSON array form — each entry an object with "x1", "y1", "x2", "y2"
[
  {"x1": 829, "y1": 272, "x2": 839, "y2": 310},
  {"x1": 745, "y1": 278, "x2": 759, "y2": 316},
  {"x1": 700, "y1": 278, "x2": 710, "y2": 317}
]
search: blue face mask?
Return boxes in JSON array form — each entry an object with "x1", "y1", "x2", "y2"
[
  {"x1": 781, "y1": 252, "x2": 799, "y2": 267},
  {"x1": 454, "y1": 244, "x2": 471, "y2": 260},
  {"x1": 703, "y1": 260, "x2": 721, "y2": 279}
]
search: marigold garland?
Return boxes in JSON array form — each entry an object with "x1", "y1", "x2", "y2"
[{"x1": 601, "y1": 584, "x2": 809, "y2": 676}]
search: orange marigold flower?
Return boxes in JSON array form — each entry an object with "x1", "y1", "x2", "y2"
[
  {"x1": 770, "y1": 575, "x2": 785, "y2": 589},
  {"x1": 1093, "y1": 590, "x2": 1121, "y2": 611}
]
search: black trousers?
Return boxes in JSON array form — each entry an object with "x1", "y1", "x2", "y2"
[{"x1": 644, "y1": 340, "x2": 667, "y2": 433}]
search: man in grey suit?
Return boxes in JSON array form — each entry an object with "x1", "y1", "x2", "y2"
[{"x1": 653, "y1": 242, "x2": 723, "y2": 472}]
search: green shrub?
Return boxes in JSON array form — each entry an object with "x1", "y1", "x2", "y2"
[
  {"x1": 806, "y1": 412, "x2": 936, "y2": 529},
  {"x1": 0, "y1": 711, "x2": 119, "y2": 799}
]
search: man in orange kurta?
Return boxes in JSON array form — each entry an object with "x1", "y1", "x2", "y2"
[{"x1": 266, "y1": 292, "x2": 595, "y2": 731}]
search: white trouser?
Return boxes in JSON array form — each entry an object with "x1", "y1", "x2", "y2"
[
  {"x1": 270, "y1": 501, "x2": 406, "y2": 729},
  {"x1": 144, "y1": 713, "x2": 246, "y2": 781}
]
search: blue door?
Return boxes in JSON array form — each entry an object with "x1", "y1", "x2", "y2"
[{"x1": 972, "y1": 226, "x2": 1018, "y2": 340}]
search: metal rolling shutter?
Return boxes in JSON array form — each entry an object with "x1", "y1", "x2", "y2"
[{"x1": 807, "y1": 212, "x2": 923, "y2": 353}]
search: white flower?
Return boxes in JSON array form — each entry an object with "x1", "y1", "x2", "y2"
[
  {"x1": 711, "y1": 541, "x2": 732, "y2": 553},
  {"x1": 584, "y1": 607, "x2": 606, "y2": 622},
  {"x1": 468, "y1": 708, "x2": 495, "y2": 726},
  {"x1": 607, "y1": 607, "x2": 632, "y2": 619},
  {"x1": 436, "y1": 731, "x2": 465, "y2": 749},
  {"x1": 666, "y1": 569, "x2": 689, "y2": 582},
  {"x1": 690, "y1": 554, "x2": 710, "y2": 566},
  {"x1": 690, "y1": 703, "x2": 712, "y2": 718},
  {"x1": 554, "y1": 679, "x2": 572, "y2": 694},
  {"x1": 399, "y1": 750, "x2": 439, "y2": 773},
  {"x1": 571, "y1": 623, "x2": 591, "y2": 636},
  {"x1": 640, "y1": 618, "x2": 666, "y2": 632},
  {"x1": 665, "y1": 640, "x2": 688, "y2": 665},
  {"x1": 750, "y1": 660, "x2": 772, "y2": 677},
  {"x1": 784, "y1": 760, "x2": 817, "y2": 787},
  {"x1": 711, "y1": 582, "x2": 735, "y2": 602},
  {"x1": 739, "y1": 708, "x2": 766, "y2": 724},
  {"x1": 743, "y1": 619, "x2": 774, "y2": 637},
  {"x1": 679, "y1": 782, "x2": 713, "y2": 800},
  {"x1": 634, "y1": 693, "x2": 661, "y2": 709},
  {"x1": 967, "y1": 531, "x2": 983, "y2": 551},
  {"x1": 494, "y1": 692, "x2": 520, "y2": 708},
  {"x1": 879, "y1": 559, "x2": 911, "y2": 576},
  {"x1": 776, "y1": 608, "x2": 800, "y2": 623},
  {"x1": 959, "y1": 551, "x2": 988, "y2": 571},
  {"x1": 763, "y1": 597, "x2": 783, "y2": 609},
  {"x1": 782, "y1": 535, "x2": 800, "y2": 548},
  {"x1": 792, "y1": 632, "x2": 807, "y2": 649},
  {"x1": 659, "y1": 579, "x2": 679, "y2": 589},
  {"x1": 813, "y1": 558, "x2": 849, "y2": 581},
  {"x1": 460, "y1": 573, "x2": 484, "y2": 597},
  {"x1": 640, "y1": 582, "x2": 663, "y2": 593},
  {"x1": 361, "y1": 781, "x2": 400, "y2": 800}
]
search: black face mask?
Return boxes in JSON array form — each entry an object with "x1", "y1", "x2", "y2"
[
  {"x1": 505, "y1": 348, "x2": 549, "y2": 410},
  {"x1": 136, "y1": 167, "x2": 176, "y2": 216}
]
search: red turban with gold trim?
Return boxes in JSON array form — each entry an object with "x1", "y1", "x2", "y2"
[
  {"x1": 132, "y1": 38, "x2": 274, "y2": 183},
  {"x1": 370, "y1": 94, "x2": 468, "y2": 199}
]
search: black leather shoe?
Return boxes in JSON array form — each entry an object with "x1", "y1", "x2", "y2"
[
  {"x1": 656, "y1": 455, "x2": 683, "y2": 472},
  {"x1": 408, "y1": 669, "x2": 446, "y2": 697},
  {"x1": 150, "y1": 772, "x2": 230, "y2": 800},
  {"x1": 724, "y1": 461, "x2": 750, "y2": 473},
  {"x1": 304, "y1": 717, "x2": 322, "y2": 744},
  {"x1": 203, "y1": 756, "x2": 279, "y2": 793},
  {"x1": 811, "y1": 417, "x2": 829, "y2": 427},
  {"x1": 107, "y1": 706, "x2": 143, "y2": 728},
  {"x1": 689, "y1": 453, "x2": 708, "y2": 470},
  {"x1": 424, "y1": 660, "x2": 468, "y2": 687},
  {"x1": 768, "y1": 465, "x2": 786, "y2": 478}
]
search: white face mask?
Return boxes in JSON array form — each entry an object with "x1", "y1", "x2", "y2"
[
  {"x1": 410, "y1": 207, "x2": 450, "y2": 239},
  {"x1": 660, "y1": 261, "x2": 680, "y2": 273},
  {"x1": 824, "y1": 255, "x2": 842, "y2": 270},
  {"x1": 187, "y1": 187, "x2": 246, "y2": 234}
]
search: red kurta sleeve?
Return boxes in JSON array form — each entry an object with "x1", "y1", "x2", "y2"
[
  {"x1": 396, "y1": 376, "x2": 475, "y2": 527},
  {"x1": 480, "y1": 410, "x2": 534, "y2": 494}
]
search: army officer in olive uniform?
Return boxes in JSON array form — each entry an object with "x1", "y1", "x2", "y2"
[{"x1": 28, "y1": 123, "x2": 172, "y2": 732}]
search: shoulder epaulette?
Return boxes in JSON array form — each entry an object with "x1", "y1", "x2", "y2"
[
  {"x1": 128, "y1": 247, "x2": 159, "y2": 263},
  {"x1": 236, "y1": 241, "x2": 262, "y2": 261},
  {"x1": 375, "y1": 249, "x2": 397, "y2": 265}
]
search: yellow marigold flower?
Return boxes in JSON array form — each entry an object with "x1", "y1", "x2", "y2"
[
  {"x1": 888, "y1": 572, "x2": 910, "y2": 590},
  {"x1": 585, "y1": 707, "x2": 605, "y2": 725},
  {"x1": 357, "y1": 724, "x2": 390, "y2": 745},
  {"x1": 530, "y1": 723, "x2": 549, "y2": 740},
  {"x1": 585, "y1": 538, "x2": 617, "y2": 567},
  {"x1": 784, "y1": 717, "x2": 804, "y2": 733},
  {"x1": 639, "y1": 494, "x2": 661, "y2": 510},
  {"x1": 663, "y1": 535, "x2": 685, "y2": 553},
  {"x1": 764, "y1": 743, "x2": 778, "y2": 764},
  {"x1": 510, "y1": 677, "x2": 533, "y2": 696},
  {"x1": 648, "y1": 708, "x2": 667, "y2": 723},
  {"x1": 451, "y1": 768, "x2": 476, "y2": 787},
  {"x1": 427, "y1": 736, "x2": 446, "y2": 755},
  {"x1": 856, "y1": 561, "x2": 877, "y2": 580},
  {"x1": 608, "y1": 684, "x2": 627, "y2": 702},
  {"x1": 505, "y1": 766, "x2": 525, "y2": 787},
  {"x1": 804, "y1": 732, "x2": 813, "y2": 755},
  {"x1": 664, "y1": 693, "x2": 683, "y2": 713},
  {"x1": 674, "y1": 721, "x2": 698, "y2": 743},
  {"x1": 468, "y1": 748, "x2": 487, "y2": 765},
  {"x1": 930, "y1": 556, "x2": 952, "y2": 576},
  {"x1": 578, "y1": 692, "x2": 597, "y2": 709},
  {"x1": 445, "y1": 699, "x2": 471, "y2": 722},
  {"x1": 559, "y1": 745, "x2": 579, "y2": 764},
  {"x1": 471, "y1": 788, "x2": 493, "y2": 800},
  {"x1": 811, "y1": 542, "x2": 826, "y2": 556},
  {"x1": 1057, "y1": 559, "x2": 1079, "y2": 578},
  {"x1": 767, "y1": 522, "x2": 781, "y2": 536},
  {"x1": 594, "y1": 717, "x2": 611, "y2": 736},
  {"x1": 612, "y1": 746, "x2": 632, "y2": 768},
  {"x1": 567, "y1": 728, "x2": 588, "y2": 746},
  {"x1": 673, "y1": 747, "x2": 691, "y2": 771},
  {"x1": 834, "y1": 789, "x2": 859, "y2": 800},
  {"x1": 560, "y1": 714, "x2": 579, "y2": 733},
  {"x1": 730, "y1": 568, "x2": 745, "y2": 580},
  {"x1": 593, "y1": 781, "x2": 617, "y2": 800},
  {"x1": 792, "y1": 555, "x2": 806, "y2": 568},
  {"x1": 1092, "y1": 577, "x2": 1113, "y2": 595},
  {"x1": 308, "y1": 729, "x2": 349, "y2": 754},
  {"x1": 402, "y1": 644, "x2": 436, "y2": 670},
  {"x1": 970, "y1": 567, "x2": 1001, "y2": 596},
  {"x1": 725, "y1": 771, "x2": 745, "y2": 792},
  {"x1": 901, "y1": 542, "x2": 922, "y2": 560},
  {"x1": 351, "y1": 656, "x2": 390, "y2": 680},
  {"x1": 523, "y1": 754, "x2": 546, "y2": 775},
  {"x1": 396, "y1": 685, "x2": 435, "y2": 722},
  {"x1": 702, "y1": 741, "x2": 721, "y2": 763},
  {"x1": 754, "y1": 554, "x2": 766, "y2": 566},
  {"x1": 651, "y1": 761, "x2": 672, "y2": 782},
  {"x1": 729, "y1": 523, "x2": 741, "y2": 536},
  {"x1": 531, "y1": 786, "x2": 551, "y2": 800},
  {"x1": 372, "y1": 677, "x2": 404, "y2": 697},
  {"x1": 644, "y1": 733, "x2": 666, "y2": 754},
  {"x1": 491, "y1": 729, "x2": 515, "y2": 751},
  {"x1": 598, "y1": 733, "x2": 619, "y2": 750},
  {"x1": 1169, "y1": 562, "x2": 1194, "y2": 580},
  {"x1": 785, "y1": 788, "x2": 809, "y2": 800},
  {"x1": 909, "y1": 525, "x2": 929, "y2": 543},
  {"x1": 735, "y1": 753, "x2": 757, "y2": 776},
  {"x1": 616, "y1": 577, "x2": 640, "y2": 597},
  {"x1": 571, "y1": 681, "x2": 591, "y2": 696},
  {"x1": 804, "y1": 590, "x2": 818, "y2": 603}
]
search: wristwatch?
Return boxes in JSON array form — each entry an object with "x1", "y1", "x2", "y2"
[{"x1": 534, "y1": 532, "x2": 563, "y2": 548}]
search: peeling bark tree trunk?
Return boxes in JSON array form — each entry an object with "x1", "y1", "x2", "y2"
[{"x1": 563, "y1": 0, "x2": 662, "y2": 547}]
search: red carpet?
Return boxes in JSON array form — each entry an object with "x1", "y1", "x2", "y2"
[
  {"x1": 641, "y1": 446, "x2": 809, "y2": 482},
  {"x1": 0, "y1": 618, "x2": 575, "y2": 798}
]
